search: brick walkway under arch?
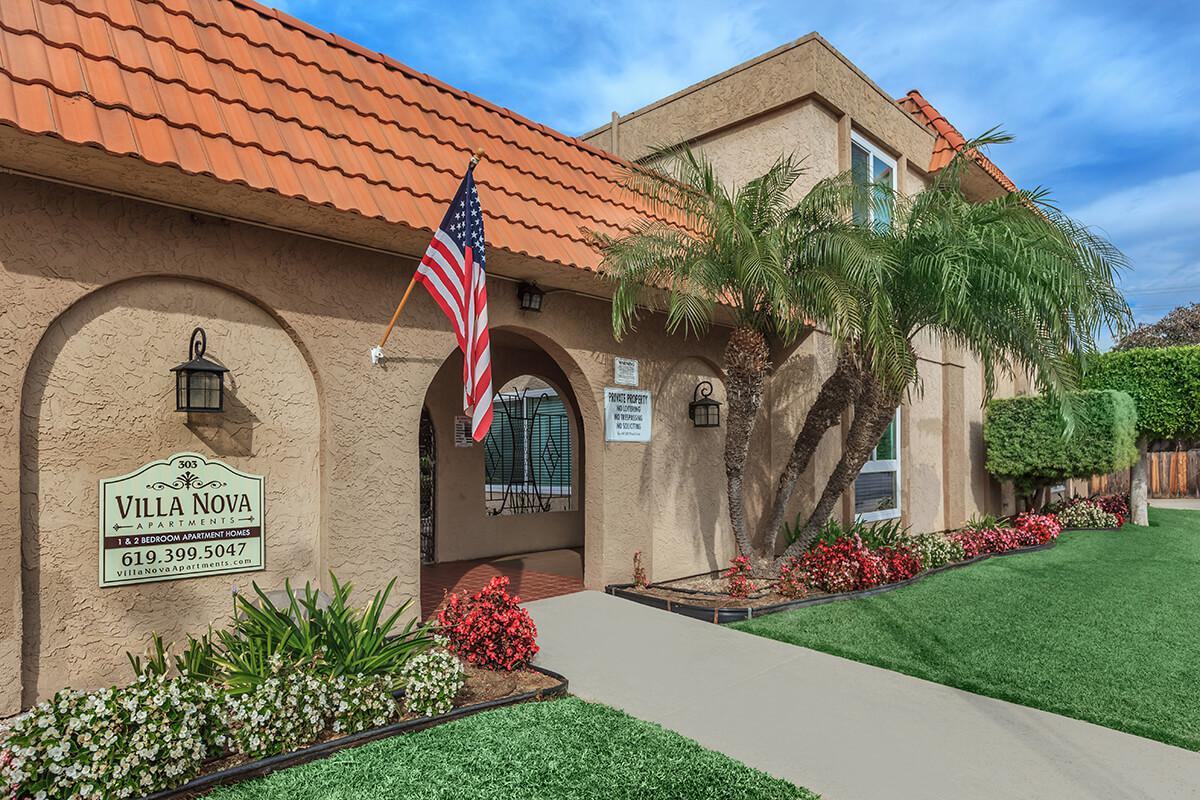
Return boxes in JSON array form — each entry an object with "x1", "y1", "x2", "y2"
[{"x1": 420, "y1": 548, "x2": 583, "y2": 619}]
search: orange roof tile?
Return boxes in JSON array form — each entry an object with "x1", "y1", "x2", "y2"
[
  {"x1": 898, "y1": 89, "x2": 1017, "y2": 193},
  {"x1": 0, "y1": 0, "x2": 669, "y2": 271}
]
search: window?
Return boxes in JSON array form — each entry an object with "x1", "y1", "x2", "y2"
[
  {"x1": 850, "y1": 132, "x2": 896, "y2": 228},
  {"x1": 483, "y1": 377, "x2": 573, "y2": 514},
  {"x1": 855, "y1": 409, "x2": 901, "y2": 521}
]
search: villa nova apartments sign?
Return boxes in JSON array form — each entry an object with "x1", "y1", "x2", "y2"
[{"x1": 98, "y1": 453, "x2": 265, "y2": 587}]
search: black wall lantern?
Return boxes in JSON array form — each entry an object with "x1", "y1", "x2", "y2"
[
  {"x1": 689, "y1": 380, "x2": 721, "y2": 428},
  {"x1": 171, "y1": 327, "x2": 228, "y2": 412},
  {"x1": 517, "y1": 282, "x2": 545, "y2": 312}
]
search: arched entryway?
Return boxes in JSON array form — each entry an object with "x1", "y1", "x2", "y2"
[{"x1": 418, "y1": 329, "x2": 586, "y2": 616}]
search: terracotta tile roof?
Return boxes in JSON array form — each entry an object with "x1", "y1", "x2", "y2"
[
  {"x1": 0, "y1": 0, "x2": 664, "y2": 271},
  {"x1": 898, "y1": 89, "x2": 1017, "y2": 193}
]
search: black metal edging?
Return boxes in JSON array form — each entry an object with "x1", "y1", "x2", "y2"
[
  {"x1": 139, "y1": 665, "x2": 569, "y2": 800},
  {"x1": 605, "y1": 541, "x2": 1058, "y2": 625}
]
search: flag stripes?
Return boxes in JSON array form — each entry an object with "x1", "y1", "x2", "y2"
[{"x1": 414, "y1": 163, "x2": 493, "y2": 440}]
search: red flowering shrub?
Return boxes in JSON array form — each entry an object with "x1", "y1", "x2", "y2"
[
  {"x1": 775, "y1": 558, "x2": 808, "y2": 599},
  {"x1": 949, "y1": 529, "x2": 985, "y2": 558},
  {"x1": 978, "y1": 526, "x2": 1022, "y2": 553},
  {"x1": 1013, "y1": 512, "x2": 1063, "y2": 545},
  {"x1": 1093, "y1": 494, "x2": 1130, "y2": 520},
  {"x1": 799, "y1": 536, "x2": 885, "y2": 594},
  {"x1": 875, "y1": 546, "x2": 922, "y2": 582},
  {"x1": 959, "y1": 526, "x2": 1032, "y2": 554},
  {"x1": 437, "y1": 576, "x2": 538, "y2": 671},
  {"x1": 725, "y1": 556, "x2": 757, "y2": 599}
]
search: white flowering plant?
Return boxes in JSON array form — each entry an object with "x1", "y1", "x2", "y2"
[
  {"x1": 1056, "y1": 501, "x2": 1120, "y2": 529},
  {"x1": 328, "y1": 675, "x2": 395, "y2": 735},
  {"x1": 225, "y1": 658, "x2": 398, "y2": 758},
  {"x1": 399, "y1": 639, "x2": 466, "y2": 717},
  {"x1": 912, "y1": 531, "x2": 966, "y2": 569},
  {"x1": 0, "y1": 674, "x2": 223, "y2": 800}
]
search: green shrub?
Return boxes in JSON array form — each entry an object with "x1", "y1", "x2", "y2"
[
  {"x1": 132, "y1": 574, "x2": 433, "y2": 695},
  {"x1": 856, "y1": 519, "x2": 910, "y2": 550},
  {"x1": 985, "y1": 390, "x2": 1139, "y2": 494},
  {"x1": 0, "y1": 674, "x2": 223, "y2": 799},
  {"x1": 961, "y1": 513, "x2": 1011, "y2": 532},
  {"x1": 1084, "y1": 346, "x2": 1200, "y2": 440},
  {"x1": 795, "y1": 517, "x2": 908, "y2": 551},
  {"x1": 222, "y1": 576, "x2": 430, "y2": 692}
]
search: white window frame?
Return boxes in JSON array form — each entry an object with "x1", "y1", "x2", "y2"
[
  {"x1": 850, "y1": 131, "x2": 897, "y2": 227},
  {"x1": 855, "y1": 408, "x2": 902, "y2": 522}
]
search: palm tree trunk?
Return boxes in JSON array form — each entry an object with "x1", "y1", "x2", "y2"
[
  {"x1": 756, "y1": 352, "x2": 860, "y2": 558},
  {"x1": 1130, "y1": 437, "x2": 1150, "y2": 526},
  {"x1": 723, "y1": 327, "x2": 770, "y2": 560},
  {"x1": 777, "y1": 378, "x2": 898, "y2": 559}
]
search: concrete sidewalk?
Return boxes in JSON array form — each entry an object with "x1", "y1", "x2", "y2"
[{"x1": 527, "y1": 591, "x2": 1200, "y2": 800}]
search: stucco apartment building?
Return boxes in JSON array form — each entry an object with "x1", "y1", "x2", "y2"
[{"x1": 0, "y1": 0, "x2": 1023, "y2": 713}]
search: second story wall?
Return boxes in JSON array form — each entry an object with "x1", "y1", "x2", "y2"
[{"x1": 583, "y1": 33, "x2": 1016, "y2": 535}]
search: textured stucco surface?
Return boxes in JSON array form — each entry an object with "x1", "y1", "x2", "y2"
[
  {"x1": 647, "y1": 357, "x2": 732, "y2": 581},
  {"x1": 0, "y1": 172, "x2": 748, "y2": 710},
  {"x1": 21, "y1": 278, "x2": 320, "y2": 700}
]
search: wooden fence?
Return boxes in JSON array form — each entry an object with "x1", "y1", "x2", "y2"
[{"x1": 1090, "y1": 449, "x2": 1200, "y2": 498}]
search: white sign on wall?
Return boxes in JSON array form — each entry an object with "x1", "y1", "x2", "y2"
[
  {"x1": 99, "y1": 453, "x2": 264, "y2": 588},
  {"x1": 613, "y1": 357, "x2": 639, "y2": 387},
  {"x1": 604, "y1": 387, "x2": 652, "y2": 442},
  {"x1": 454, "y1": 415, "x2": 474, "y2": 447}
]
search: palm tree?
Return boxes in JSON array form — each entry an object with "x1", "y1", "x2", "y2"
[
  {"x1": 590, "y1": 147, "x2": 861, "y2": 561},
  {"x1": 771, "y1": 132, "x2": 1132, "y2": 557}
]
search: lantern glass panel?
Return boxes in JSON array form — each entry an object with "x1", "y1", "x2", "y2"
[{"x1": 178, "y1": 370, "x2": 222, "y2": 411}]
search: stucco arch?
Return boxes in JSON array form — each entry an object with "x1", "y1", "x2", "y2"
[
  {"x1": 416, "y1": 325, "x2": 603, "y2": 587},
  {"x1": 19, "y1": 276, "x2": 322, "y2": 703}
]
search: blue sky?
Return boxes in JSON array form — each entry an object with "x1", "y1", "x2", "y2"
[{"x1": 278, "y1": 0, "x2": 1199, "y2": 336}]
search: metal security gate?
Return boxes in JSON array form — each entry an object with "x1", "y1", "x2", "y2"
[
  {"x1": 419, "y1": 407, "x2": 436, "y2": 563},
  {"x1": 483, "y1": 387, "x2": 572, "y2": 514}
]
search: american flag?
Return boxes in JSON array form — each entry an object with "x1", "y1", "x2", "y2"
[{"x1": 416, "y1": 163, "x2": 493, "y2": 440}]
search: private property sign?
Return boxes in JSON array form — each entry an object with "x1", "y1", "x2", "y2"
[
  {"x1": 99, "y1": 453, "x2": 265, "y2": 587},
  {"x1": 604, "y1": 387, "x2": 652, "y2": 442}
]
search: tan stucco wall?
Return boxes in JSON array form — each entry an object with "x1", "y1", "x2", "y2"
[
  {"x1": 0, "y1": 172, "x2": 744, "y2": 711},
  {"x1": 647, "y1": 358, "x2": 733, "y2": 580},
  {"x1": 21, "y1": 277, "x2": 321, "y2": 699}
]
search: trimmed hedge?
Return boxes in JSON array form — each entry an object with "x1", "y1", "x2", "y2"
[
  {"x1": 985, "y1": 390, "x2": 1138, "y2": 493},
  {"x1": 1083, "y1": 346, "x2": 1200, "y2": 440}
]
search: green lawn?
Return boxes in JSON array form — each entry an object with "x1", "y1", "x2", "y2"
[
  {"x1": 733, "y1": 506, "x2": 1200, "y2": 751},
  {"x1": 209, "y1": 697, "x2": 816, "y2": 799}
]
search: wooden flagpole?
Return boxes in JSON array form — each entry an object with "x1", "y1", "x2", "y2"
[{"x1": 372, "y1": 149, "x2": 485, "y2": 365}]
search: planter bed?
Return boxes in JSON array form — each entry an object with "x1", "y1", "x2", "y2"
[
  {"x1": 606, "y1": 541, "x2": 1056, "y2": 624},
  {"x1": 140, "y1": 664, "x2": 567, "y2": 800}
]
